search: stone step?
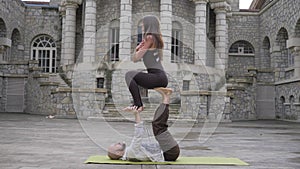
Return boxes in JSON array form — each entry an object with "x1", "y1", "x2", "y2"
[
  {"x1": 87, "y1": 116, "x2": 197, "y2": 124},
  {"x1": 49, "y1": 74, "x2": 69, "y2": 87}
]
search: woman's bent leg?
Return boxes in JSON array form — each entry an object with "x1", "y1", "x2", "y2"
[{"x1": 125, "y1": 71, "x2": 143, "y2": 107}]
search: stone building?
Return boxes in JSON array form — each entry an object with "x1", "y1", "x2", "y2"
[{"x1": 0, "y1": 0, "x2": 299, "y2": 121}]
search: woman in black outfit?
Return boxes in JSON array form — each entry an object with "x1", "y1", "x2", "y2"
[{"x1": 123, "y1": 15, "x2": 168, "y2": 113}]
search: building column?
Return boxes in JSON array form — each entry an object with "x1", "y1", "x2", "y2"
[
  {"x1": 193, "y1": 0, "x2": 208, "y2": 66},
  {"x1": 59, "y1": 5, "x2": 66, "y2": 66},
  {"x1": 61, "y1": 0, "x2": 82, "y2": 66},
  {"x1": 83, "y1": 0, "x2": 96, "y2": 63},
  {"x1": 287, "y1": 37, "x2": 300, "y2": 78},
  {"x1": 211, "y1": 1, "x2": 230, "y2": 69},
  {"x1": 119, "y1": 0, "x2": 132, "y2": 61},
  {"x1": 160, "y1": 0, "x2": 172, "y2": 63},
  {"x1": 294, "y1": 47, "x2": 300, "y2": 78}
]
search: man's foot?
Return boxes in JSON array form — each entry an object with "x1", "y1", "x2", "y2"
[
  {"x1": 154, "y1": 87, "x2": 172, "y2": 104},
  {"x1": 154, "y1": 87, "x2": 173, "y2": 96}
]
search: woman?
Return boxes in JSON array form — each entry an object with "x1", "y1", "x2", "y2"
[{"x1": 123, "y1": 15, "x2": 168, "y2": 113}]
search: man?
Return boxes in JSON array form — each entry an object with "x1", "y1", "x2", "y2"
[{"x1": 107, "y1": 88, "x2": 180, "y2": 162}]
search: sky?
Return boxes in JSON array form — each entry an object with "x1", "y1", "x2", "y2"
[{"x1": 22, "y1": 0, "x2": 253, "y2": 9}]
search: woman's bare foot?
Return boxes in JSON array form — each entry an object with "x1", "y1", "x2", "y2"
[
  {"x1": 123, "y1": 105, "x2": 144, "y2": 113},
  {"x1": 154, "y1": 87, "x2": 172, "y2": 104}
]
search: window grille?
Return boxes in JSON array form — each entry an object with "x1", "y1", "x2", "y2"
[{"x1": 31, "y1": 35, "x2": 57, "y2": 73}]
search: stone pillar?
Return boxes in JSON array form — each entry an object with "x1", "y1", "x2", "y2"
[
  {"x1": 193, "y1": 0, "x2": 208, "y2": 66},
  {"x1": 62, "y1": 0, "x2": 82, "y2": 66},
  {"x1": 287, "y1": 37, "x2": 300, "y2": 78},
  {"x1": 160, "y1": 0, "x2": 172, "y2": 63},
  {"x1": 294, "y1": 47, "x2": 300, "y2": 78},
  {"x1": 270, "y1": 45, "x2": 281, "y2": 80},
  {"x1": 83, "y1": 0, "x2": 96, "y2": 63},
  {"x1": 211, "y1": 1, "x2": 230, "y2": 69},
  {"x1": 59, "y1": 5, "x2": 66, "y2": 66},
  {"x1": 119, "y1": 0, "x2": 132, "y2": 61}
]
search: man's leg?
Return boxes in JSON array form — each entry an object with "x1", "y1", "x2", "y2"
[{"x1": 152, "y1": 88, "x2": 180, "y2": 161}]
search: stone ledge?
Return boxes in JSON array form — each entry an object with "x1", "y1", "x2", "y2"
[
  {"x1": 181, "y1": 90, "x2": 228, "y2": 96},
  {"x1": 0, "y1": 74, "x2": 28, "y2": 78},
  {"x1": 51, "y1": 87, "x2": 107, "y2": 93},
  {"x1": 40, "y1": 82, "x2": 60, "y2": 86},
  {"x1": 0, "y1": 37, "x2": 11, "y2": 47},
  {"x1": 257, "y1": 68, "x2": 274, "y2": 73},
  {"x1": 226, "y1": 86, "x2": 245, "y2": 91},
  {"x1": 275, "y1": 78, "x2": 300, "y2": 85},
  {"x1": 0, "y1": 61, "x2": 28, "y2": 65},
  {"x1": 29, "y1": 67, "x2": 43, "y2": 72},
  {"x1": 33, "y1": 74, "x2": 50, "y2": 78},
  {"x1": 87, "y1": 116, "x2": 198, "y2": 124}
]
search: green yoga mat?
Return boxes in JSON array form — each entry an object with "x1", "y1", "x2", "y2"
[{"x1": 85, "y1": 155, "x2": 249, "y2": 166}]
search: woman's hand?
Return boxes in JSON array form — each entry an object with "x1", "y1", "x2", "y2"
[
  {"x1": 132, "y1": 35, "x2": 154, "y2": 62},
  {"x1": 135, "y1": 40, "x2": 145, "y2": 52}
]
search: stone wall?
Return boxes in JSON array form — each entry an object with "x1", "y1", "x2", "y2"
[
  {"x1": 227, "y1": 55, "x2": 255, "y2": 77},
  {"x1": 0, "y1": 61, "x2": 29, "y2": 112},
  {"x1": 172, "y1": 0, "x2": 194, "y2": 24},
  {"x1": 228, "y1": 84, "x2": 257, "y2": 121},
  {"x1": 181, "y1": 90, "x2": 230, "y2": 122},
  {"x1": 275, "y1": 80, "x2": 300, "y2": 120},
  {"x1": 23, "y1": 4, "x2": 61, "y2": 61},
  {"x1": 132, "y1": 0, "x2": 160, "y2": 14},
  {"x1": 228, "y1": 14, "x2": 260, "y2": 68},
  {"x1": 259, "y1": 0, "x2": 300, "y2": 80},
  {"x1": 0, "y1": 0, "x2": 25, "y2": 38},
  {"x1": 0, "y1": 76, "x2": 3, "y2": 112},
  {"x1": 172, "y1": 0, "x2": 195, "y2": 64},
  {"x1": 0, "y1": 0, "x2": 25, "y2": 61}
]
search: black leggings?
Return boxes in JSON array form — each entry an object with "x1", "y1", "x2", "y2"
[
  {"x1": 152, "y1": 104, "x2": 180, "y2": 161},
  {"x1": 125, "y1": 69, "x2": 168, "y2": 107}
]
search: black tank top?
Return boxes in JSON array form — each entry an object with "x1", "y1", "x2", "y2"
[{"x1": 143, "y1": 49, "x2": 164, "y2": 73}]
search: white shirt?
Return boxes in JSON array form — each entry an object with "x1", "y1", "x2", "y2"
[{"x1": 122, "y1": 122, "x2": 164, "y2": 162}]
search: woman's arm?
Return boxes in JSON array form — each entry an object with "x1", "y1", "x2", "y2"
[{"x1": 132, "y1": 35, "x2": 153, "y2": 62}]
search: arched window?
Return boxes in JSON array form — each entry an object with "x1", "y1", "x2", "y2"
[
  {"x1": 229, "y1": 40, "x2": 255, "y2": 55},
  {"x1": 262, "y1": 37, "x2": 271, "y2": 68},
  {"x1": 109, "y1": 20, "x2": 120, "y2": 61},
  {"x1": 11, "y1": 29, "x2": 22, "y2": 61},
  {"x1": 171, "y1": 21, "x2": 182, "y2": 63},
  {"x1": 137, "y1": 20, "x2": 143, "y2": 45},
  {"x1": 0, "y1": 18, "x2": 9, "y2": 61},
  {"x1": 0, "y1": 18, "x2": 6, "y2": 38},
  {"x1": 31, "y1": 35, "x2": 57, "y2": 73},
  {"x1": 275, "y1": 28, "x2": 289, "y2": 67},
  {"x1": 279, "y1": 96, "x2": 285, "y2": 118},
  {"x1": 295, "y1": 18, "x2": 300, "y2": 38}
]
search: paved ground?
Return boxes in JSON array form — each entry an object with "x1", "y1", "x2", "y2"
[{"x1": 0, "y1": 113, "x2": 300, "y2": 169}]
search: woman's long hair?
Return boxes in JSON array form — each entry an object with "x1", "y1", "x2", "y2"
[{"x1": 143, "y1": 15, "x2": 164, "y2": 60}]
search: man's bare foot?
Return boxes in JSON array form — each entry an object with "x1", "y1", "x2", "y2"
[
  {"x1": 154, "y1": 87, "x2": 172, "y2": 104},
  {"x1": 154, "y1": 87, "x2": 173, "y2": 96}
]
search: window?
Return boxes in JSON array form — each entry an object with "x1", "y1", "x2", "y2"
[
  {"x1": 109, "y1": 20, "x2": 120, "y2": 61},
  {"x1": 229, "y1": 40, "x2": 254, "y2": 54},
  {"x1": 137, "y1": 21, "x2": 143, "y2": 45},
  {"x1": 183, "y1": 80, "x2": 190, "y2": 91},
  {"x1": 288, "y1": 49, "x2": 294, "y2": 66},
  {"x1": 31, "y1": 35, "x2": 57, "y2": 73},
  {"x1": 171, "y1": 21, "x2": 182, "y2": 63},
  {"x1": 96, "y1": 78, "x2": 104, "y2": 88}
]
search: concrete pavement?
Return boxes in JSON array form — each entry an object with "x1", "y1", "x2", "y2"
[{"x1": 0, "y1": 113, "x2": 300, "y2": 169}]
